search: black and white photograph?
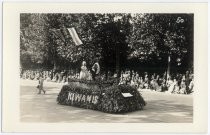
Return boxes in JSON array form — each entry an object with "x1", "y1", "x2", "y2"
[
  {"x1": 2, "y1": 2, "x2": 208, "y2": 133},
  {"x1": 20, "y1": 13, "x2": 194, "y2": 123}
]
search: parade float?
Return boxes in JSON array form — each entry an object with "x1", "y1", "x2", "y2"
[
  {"x1": 55, "y1": 24, "x2": 146, "y2": 113},
  {"x1": 57, "y1": 78, "x2": 146, "y2": 113}
]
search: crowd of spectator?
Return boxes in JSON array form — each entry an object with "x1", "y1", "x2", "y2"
[
  {"x1": 119, "y1": 70, "x2": 194, "y2": 94},
  {"x1": 20, "y1": 69, "x2": 79, "y2": 84},
  {"x1": 20, "y1": 68, "x2": 194, "y2": 94}
]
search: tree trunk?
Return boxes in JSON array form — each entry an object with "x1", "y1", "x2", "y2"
[
  {"x1": 53, "y1": 58, "x2": 58, "y2": 71},
  {"x1": 116, "y1": 43, "x2": 121, "y2": 78},
  {"x1": 166, "y1": 55, "x2": 171, "y2": 80},
  {"x1": 105, "y1": 67, "x2": 108, "y2": 80},
  {"x1": 130, "y1": 69, "x2": 133, "y2": 81}
]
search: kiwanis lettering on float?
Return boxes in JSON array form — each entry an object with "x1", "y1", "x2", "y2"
[
  {"x1": 57, "y1": 82, "x2": 102, "y2": 110},
  {"x1": 66, "y1": 92, "x2": 99, "y2": 104},
  {"x1": 57, "y1": 80, "x2": 146, "y2": 113}
]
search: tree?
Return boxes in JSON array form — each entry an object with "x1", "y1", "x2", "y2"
[
  {"x1": 48, "y1": 13, "x2": 131, "y2": 78},
  {"x1": 20, "y1": 13, "x2": 193, "y2": 77},
  {"x1": 20, "y1": 14, "x2": 49, "y2": 69},
  {"x1": 127, "y1": 13, "x2": 193, "y2": 74}
]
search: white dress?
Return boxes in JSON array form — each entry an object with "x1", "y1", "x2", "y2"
[
  {"x1": 166, "y1": 79, "x2": 174, "y2": 93},
  {"x1": 79, "y1": 66, "x2": 88, "y2": 80},
  {"x1": 168, "y1": 81, "x2": 176, "y2": 93}
]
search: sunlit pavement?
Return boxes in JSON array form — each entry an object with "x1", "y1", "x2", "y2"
[{"x1": 20, "y1": 79, "x2": 193, "y2": 123}]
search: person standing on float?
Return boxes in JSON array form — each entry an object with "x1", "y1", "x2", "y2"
[
  {"x1": 79, "y1": 61, "x2": 89, "y2": 80},
  {"x1": 91, "y1": 55, "x2": 100, "y2": 81}
]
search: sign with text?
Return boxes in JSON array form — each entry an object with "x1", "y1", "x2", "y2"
[{"x1": 66, "y1": 92, "x2": 99, "y2": 104}]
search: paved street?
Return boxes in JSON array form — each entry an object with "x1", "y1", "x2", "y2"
[{"x1": 20, "y1": 79, "x2": 193, "y2": 123}]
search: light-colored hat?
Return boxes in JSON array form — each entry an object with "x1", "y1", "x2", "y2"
[{"x1": 82, "y1": 61, "x2": 86, "y2": 65}]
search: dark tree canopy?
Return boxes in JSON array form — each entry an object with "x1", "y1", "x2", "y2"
[{"x1": 20, "y1": 13, "x2": 193, "y2": 75}]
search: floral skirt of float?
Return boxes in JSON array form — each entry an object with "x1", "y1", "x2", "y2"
[{"x1": 57, "y1": 79, "x2": 146, "y2": 113}]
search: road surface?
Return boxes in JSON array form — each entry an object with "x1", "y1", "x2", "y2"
[{"x1": 20, "y1": 79, "x2": 193, "y2": 123}]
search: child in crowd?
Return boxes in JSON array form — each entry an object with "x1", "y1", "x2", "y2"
[
  {"x1": 37, "y1": 74, "x2": 46, "y2": 94},
  {"x1": 179, "y1": 77, "x2": 186, "y2": 94},
  {"x1": 188, "y1": 78, "x2": 194, "y2": 93}
]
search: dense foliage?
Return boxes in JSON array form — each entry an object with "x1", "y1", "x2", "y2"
[
  {"x1": 57, "y1": 81, "x2": 146, "y2": 113},
  {"x1": 100, "y1": 84, "x2": 146, "y2": 113},
  {"x1": 20, "y1": 13, "x2": 193, "y2": 75}
]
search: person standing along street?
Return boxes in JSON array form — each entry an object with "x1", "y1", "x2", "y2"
[
  {"x1": 37, "y1": 74, "x2": 46, "y2": 94},
  {"x1": 185, "y1": 71, "x2": 190, "y2": 94},
  {"x1": 180, "y1": 76, "x2": 186, "y2": 94}
]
